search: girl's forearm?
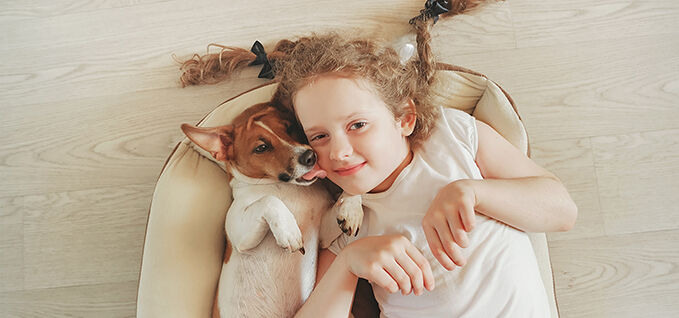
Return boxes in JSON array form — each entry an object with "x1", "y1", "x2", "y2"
[
  {"x1": 295, "y1": 253, "x2": 358, "y2": 318},
  {"x1": 468, "y1": 176, "x2": 578, "y2": 232}
]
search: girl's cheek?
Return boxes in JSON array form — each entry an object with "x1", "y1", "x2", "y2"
[{"x1": 313, "y1": 147, "x2": 332, "y2": 170}]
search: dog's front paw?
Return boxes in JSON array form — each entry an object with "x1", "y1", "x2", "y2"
[
  {"x1": 269, "y1": 214, "x2": 305, "y2": 254},
  {"x1": 337, "y1": 195, "x2": 363, "y2": 237}
]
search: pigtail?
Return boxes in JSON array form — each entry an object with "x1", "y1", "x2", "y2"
[
  {"x1": 412, "y1": 19, "x2": 437, "y2": 86},
  {"x1": 178, "y1": 40, "x2": 299, "y2": 87},
  {"x1": 178, "y1": 44, "x2": 253, "y2": 87},
  {"x1": 411, "y1": 0, "x2": 494, "y2": 84}
]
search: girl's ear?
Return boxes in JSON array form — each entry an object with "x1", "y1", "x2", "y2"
[{"x1": 398, "y1": 99, "x2": 417, "y2": 136}]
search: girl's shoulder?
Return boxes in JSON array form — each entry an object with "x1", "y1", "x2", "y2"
[
  {"x1": 438, "y1": 107, "x2": 476, "y2": 128},
  {"x1": 428, "y1": 106, "x2": 478, "y2": 158}
]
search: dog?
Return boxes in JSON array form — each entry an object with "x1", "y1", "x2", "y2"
[{"x1": 182, "y1": 103, "x2": 362, "y2": 318}]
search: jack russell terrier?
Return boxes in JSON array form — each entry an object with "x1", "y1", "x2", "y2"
[{"x1": 181, "y1": 103, "x2": 362, "y2": 318}]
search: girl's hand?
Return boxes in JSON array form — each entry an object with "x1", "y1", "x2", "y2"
[
  {"x1": 422, "y1": 179, "x2": 477, "y2": 270},
  {"x1": 340, "y1": 234, "x2": 435, "y2": 295}
]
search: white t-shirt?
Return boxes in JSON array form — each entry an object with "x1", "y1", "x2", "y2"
[{"x1": 328, "y1": 107, "x2": 550, "y2": 318}]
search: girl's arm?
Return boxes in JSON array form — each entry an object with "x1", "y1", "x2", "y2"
[
  {"x1": 295, "y1": 249, "x2": 357, "y2": 318},
  {"x1": 472, "y1": 119, "x2": 578, "y2": 232},
  {"x1": 296, "y1": 236, "x2": 435, "y2": 317},
  {"x1": 467, "y1": 121, "x2": 578, "y2": 232},
  {"x1": 422, "y1": 120, "x2": 578, "y2": 270}
]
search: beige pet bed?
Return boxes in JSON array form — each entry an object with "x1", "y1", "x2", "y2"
[{"x1": 136, "y1": 64, "x2": 559, "y2": 318}]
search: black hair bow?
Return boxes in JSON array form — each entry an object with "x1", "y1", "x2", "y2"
[
  {"x1": 248, "y1": 40, "x2": 275, "y2": 79},
  {"x1": 409, "y1": 0, "x2": 451, "y2": 25}
]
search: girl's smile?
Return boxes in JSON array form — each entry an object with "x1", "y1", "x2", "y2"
[
  {"x1": 335, "y1": 161, "x2": 367, "y2": 176},
  {"x1": 293, "y1": 75, "x2": 415, "y2": 195}
]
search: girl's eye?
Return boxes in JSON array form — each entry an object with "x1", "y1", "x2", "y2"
[
  {"x1": 309, "y1": 134, "x2": 326, "y2": 142},
  {"x1": 253, "y1": 143, "x2": 271, "y2": 153},
  {"x1": 350, "y1": 122, "x2": 367, "y2": 130}
]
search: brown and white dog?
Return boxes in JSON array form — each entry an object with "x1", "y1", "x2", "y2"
[{"x1": 181, "y1": 103, "x2": 360, "y2": 318}]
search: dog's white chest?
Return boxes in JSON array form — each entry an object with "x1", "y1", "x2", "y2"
[
  {"x1": 220, "y1": 236, "x2": 317, "y2": 317},
  {"x1": 216, "y1": 181, "x2": 331, "y2": 317}
]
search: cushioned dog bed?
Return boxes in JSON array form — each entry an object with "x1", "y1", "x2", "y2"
[{"x1": 136, "y1": 64, "x2": 559, "y2": 318}]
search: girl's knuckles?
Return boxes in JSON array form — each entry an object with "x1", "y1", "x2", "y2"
[
  {"x1": 368, "y1": 264, "x2": 382, "y2": 276},
  {"x1": 396, "y1": 236, "x2": 410, "y2": 245},
  {"x1": 433, "y1": 249, "x2": 448, "y2": 260},
  {"x1": 377, "y1": 251, "x2": 392, "y2": 262},
  {"x1": 390, "y1": 284, "x2": 399, "y2": 293},
  {"x1": 396, "y1": 274, "x2": 409, "y2": 285}
]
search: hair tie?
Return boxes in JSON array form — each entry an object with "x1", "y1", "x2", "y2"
[
  {"x1": 409, "y1": 0, "x2": 450, "y2": 25},
  {"x1": 248, "y1": 40, "x2": 275, "y2": 79}
]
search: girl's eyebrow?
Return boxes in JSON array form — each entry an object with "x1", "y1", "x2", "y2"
[{"x1": 303, "y1": 111, "x2": 365, "y2": 134}]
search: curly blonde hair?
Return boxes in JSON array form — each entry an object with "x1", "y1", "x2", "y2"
[
  {"x1": 179, "y1": 1, "x2": 491, "y2": 148},
  {"x1": 272, "y1": 28, "x2": 438, "y2": 149}
]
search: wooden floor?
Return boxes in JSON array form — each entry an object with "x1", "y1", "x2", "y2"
[{"x1": 1, "y1": 1, "x2": 678, "y2": 317}]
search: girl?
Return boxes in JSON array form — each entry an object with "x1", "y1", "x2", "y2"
[{"x1": 180, "y1": 4, "x2": 578, "y2": 317}]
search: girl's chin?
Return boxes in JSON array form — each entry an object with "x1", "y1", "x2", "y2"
[
  {"x1": 328, "y1": 168, "x2": 387, "y2": 195},
  {"x1": 332, "y1": 179, "x2": 380, "y2": 196},
  {"x1": 327, "y1": 176, "x2": 362, "y2": 195}
]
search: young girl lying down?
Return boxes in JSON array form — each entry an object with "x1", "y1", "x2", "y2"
[{"x1": 181, "y1": 13, "x2": 577, "y2": 318}]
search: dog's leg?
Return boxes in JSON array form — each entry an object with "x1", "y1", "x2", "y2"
[
  {"x1": 336, "y1": 194, "x2": 364, "y2": 237},
  {"x1": 227, "y1": 195, "x2": 304, "y2": 253},
  {"x1": 319, "y1": 200, "x2": 344, "y2": 249}
]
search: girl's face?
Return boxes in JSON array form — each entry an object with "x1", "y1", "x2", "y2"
[{"x1": 294, "y1": 75, "x2": 413, "y2": 195}]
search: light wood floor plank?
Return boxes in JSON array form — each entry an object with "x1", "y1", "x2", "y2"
[
  {"x1": 593, "y1": 128, "x2": 679, "y2": 236},
  {"x1": 0, "y1": 197, "x2": 24, "y2": 225},
  {"x1": 511, "y1": 0, "x2": 679, "y2": 48},
  {"x1": 444, "y1": 33, "x2": 679, "y2": 143},
  {"x1": 0, "y1": 224, "x2": 24, "y2": 292},
  {"x1": 0, "y1": 281, "x2": 137, "y2": 318},
  {"x1": 21, "y1": 184, "x2": 150, "y2": 289},
  {"x1": 0, "y1": 0, "x2": 172, "y2": 21},
  {"x1": 549, "y1": 230, "x2": 679, "y2": 318},
  {"x1": 430, "y1": 1, "x2": 516, "y2": 55}
]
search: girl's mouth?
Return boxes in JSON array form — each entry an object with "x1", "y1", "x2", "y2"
[{"x1": 335, "y1": 162, "x2": 366, "y2": 176}]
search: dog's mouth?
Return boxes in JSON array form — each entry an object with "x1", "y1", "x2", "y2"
[
  {"x1": 294, "y1": 176, "x2": 315, "y2": 184},
  {"x1": 294, "y1": 164, "x2": 327, "y2": 184}
]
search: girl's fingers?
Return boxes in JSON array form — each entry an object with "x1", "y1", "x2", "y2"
[
  {"x1": 423, "y1": 225, "x2": 456, "y2": 271},
  {"x1": 384, "y1": 260, "x2": 412, "y2": 294},
  {"x1": 394, "y1": 252, "x2": 423, "y2": 295},
  {"x1": 434, "y1": 222, "x2": 466, "y2": 267},
  {"x1": 369, "y1": 267, "x2": 399, "y2": 294},
  {"x1": 404, "y1": 243, "x2": 435, "y2": 292},
  {"x1": 460, "y1": 201, "x2": 475, "y2": 232},
  {"x1": 447, "y1": 212, "x2": 469, "y2": 248}
]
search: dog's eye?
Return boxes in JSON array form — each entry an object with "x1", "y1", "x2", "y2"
[{"x1": 253, "y1": 143, "x2": 271, "y2": 154}]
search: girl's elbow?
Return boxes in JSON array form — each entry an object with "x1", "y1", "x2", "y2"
[
  {"x1": 551, "y1": 178, "x2": 578, "y2": 232},
  {"x1": 557, "y1": 199, "x2": 578, "y2": 232}
]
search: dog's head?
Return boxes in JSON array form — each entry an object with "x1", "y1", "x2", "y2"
[{"x1": 181, "y1": 103, "x2": 326, "y2": 185}]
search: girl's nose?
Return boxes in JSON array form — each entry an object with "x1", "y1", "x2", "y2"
[{"x1": 329, "y1": 135, "x2": 353, "y2": 161}]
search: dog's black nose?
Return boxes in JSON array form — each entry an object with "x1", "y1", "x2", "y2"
[{"x1": 299, "y1": 149, "x2": 316, "y2": 167}]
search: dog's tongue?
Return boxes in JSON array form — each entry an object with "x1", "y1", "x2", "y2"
[{"x1": 302, "y1": 164, "x2": 327, "y2": 181}]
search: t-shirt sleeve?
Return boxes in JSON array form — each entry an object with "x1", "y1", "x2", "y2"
[
  {"x1": 327, "y1": 233, "x2": 349, "y2": 255},
  {"x1": 441, "y1": 107, "x2": 479, "y2": 160}
]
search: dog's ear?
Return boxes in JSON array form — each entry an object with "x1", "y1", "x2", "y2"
[{"x1": 181, "y1": 124, "x2": 234, "y2": 161}]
